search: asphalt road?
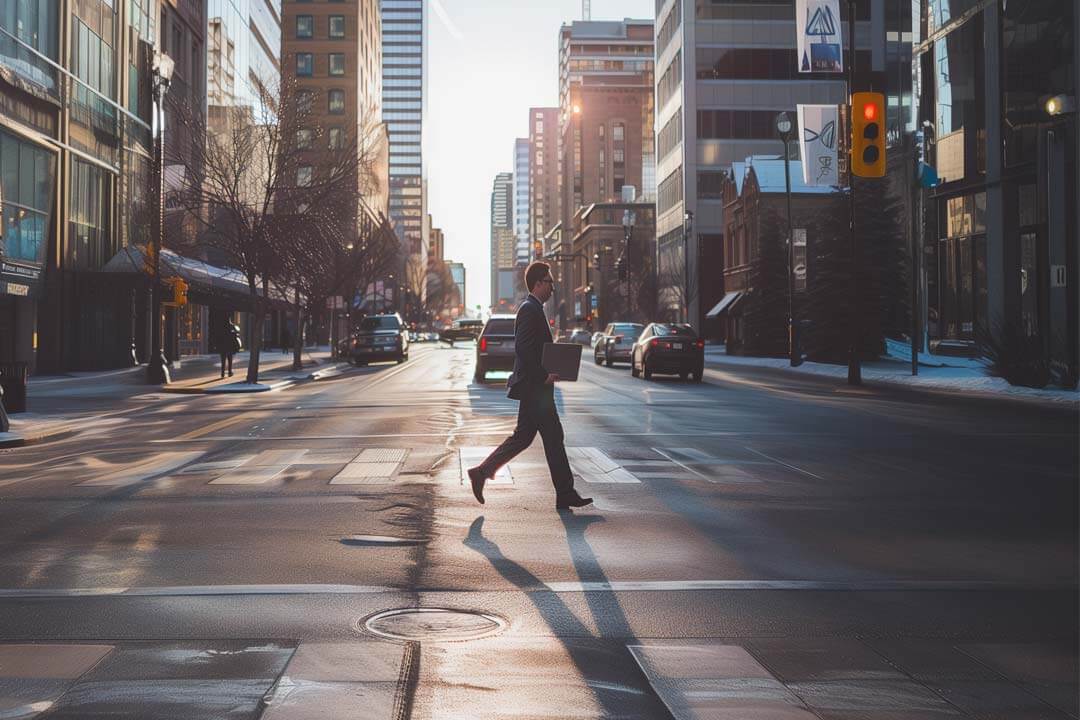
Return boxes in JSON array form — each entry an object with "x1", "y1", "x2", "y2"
[{"x1": 0, "y1": 343, "x2": 1076, "y2": 719}]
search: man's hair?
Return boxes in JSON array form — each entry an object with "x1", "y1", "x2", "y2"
[{"x1": 525, "y1": 261, "x2": 551, "y2": 292}]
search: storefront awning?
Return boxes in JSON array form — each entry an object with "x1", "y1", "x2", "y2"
[
  {"x1": 101, "y1": 245, "x2": 293, "y2": 309},
  {"x1": 706, "y1": 291, "x2": 742, "y2": 319}
]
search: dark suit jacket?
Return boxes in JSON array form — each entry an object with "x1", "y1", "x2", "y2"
[{"x1": 506, "y1": 294, "x2": 552, "y2": 400}]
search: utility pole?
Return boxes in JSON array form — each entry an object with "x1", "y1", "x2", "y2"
[{"x1": 845, "y1": 0, "x2": 861, "y2": 386}]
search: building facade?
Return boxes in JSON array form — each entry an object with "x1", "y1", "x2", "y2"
[
  {"x1": 556, "y1": 19, "x2": 655, "y2": 328},
  {"x1": 913, "y1": 0, "x2": 1077, "y2": 385},
  {"x1": 490, "y1": 171, "x2": 515, "y2": 311},
  {"x1": 381, "y1": 0, "x2": 425, "y2": 303},
  {"x1": 653, "y1": 0, "x2": 883, "y2": 327},
  {"x1": 1, "y1": 0, "x2": 160, "y2": 374},
  {"x1": 528, "y1": 107, "x2": 560, "y2": 259},
  {"x1": 513, "y1": 137, "x2": 530, "y2": 295}
]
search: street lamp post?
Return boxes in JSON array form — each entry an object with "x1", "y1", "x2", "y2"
[
  {"x1": 682, "y1": 211, "x2": 693, "y2": 324},
  {"x1": 776, "y1": 112, "x2": 801, "y2": 366},
  {"x1": 622, "y1": 210, "x2": 635, "y2": 321},
  {"x1": 146, "y1": 51, "x2": 174, "y2": 385}
]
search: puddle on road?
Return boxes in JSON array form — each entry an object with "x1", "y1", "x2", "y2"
[{"x1": 340, "y1": 535, "x2": 427, "y2": 547}]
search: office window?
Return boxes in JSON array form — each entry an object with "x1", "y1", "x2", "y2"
[
  {"x1": 613, "y1": 123, "x2": 624, "y2": 141},
  {"x1": 328, "y1": 89, "x2": 345, "y2": 113},
  {"x1": 329, "y1": 15, "x2": 345, "y2": 38},
  {"x1": 329, "y1": 53, "x2": 345, "y2": 75},
  {"x1": 297, "y1": 166, "x2": 312, "y2": 187},
  {"x1": 296, "y1": 53, "x2": 313, "y2": 76},
  {"x1": 295, "y1": 15, "x2": 313, "y2": 38},
  {"x1": 297, "y1": 128, "x2": 313, "y2": 150},
  {"x1": 329, "y1": 127, "x2": 344, "y2": 149}
]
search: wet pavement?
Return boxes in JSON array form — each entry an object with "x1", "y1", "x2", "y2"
[{"x1": 0, "y1": 343, "x2": 1076, "y2": 718}]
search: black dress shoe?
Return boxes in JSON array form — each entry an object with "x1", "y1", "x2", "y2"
[
  {"x1": 555, "y1": 493, "x2": 593, "y2": 510},
  {"x1": 467, "y1": 466, "x2": 486, "y2": 504}
]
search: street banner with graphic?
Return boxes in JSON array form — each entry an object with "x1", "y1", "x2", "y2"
[
  {"x1": 796, "y1": 0, "x2": 843, "y2": 73},
  {"x1": 797, "y1": 104, "x2": 839, "y2": 187}
]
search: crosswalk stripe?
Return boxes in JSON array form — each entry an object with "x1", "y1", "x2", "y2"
[
  {"x1": 78, "y1": 452, "x2": 205, "y2": 486},
  {"x1": 568, "y1": 447, "x2": 640, "y2": 483},
  {"x1": 210, "y1": 465, "x2": 287, "y2": 485},
  {"x1": 459, "y1": 447, "x2": 513, "y2": 485}
]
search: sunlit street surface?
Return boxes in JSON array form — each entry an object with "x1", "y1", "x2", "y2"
[{"x1": 0, "y1": 345, "x2": 1075, "y2": 718}]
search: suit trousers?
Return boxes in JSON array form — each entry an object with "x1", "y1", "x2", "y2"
[{"x1": 478, "y1": 385, "x2": 574, "y2": 496}]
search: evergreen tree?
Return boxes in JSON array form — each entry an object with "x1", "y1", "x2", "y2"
[
  {"x1": 741, "y1": 206, "x2": 790, "y2": 357},
  {"x1": 804, "y1": 176, "x2": 907, "y2": 363}
]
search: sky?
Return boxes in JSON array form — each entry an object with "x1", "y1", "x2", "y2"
[{"x1": 424, "y1": 0, "x2": 655, "y2": 312}]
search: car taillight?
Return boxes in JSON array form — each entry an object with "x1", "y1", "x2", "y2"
[
  {"x1": 480, "y1": 337, "x2": 487, "y2": 352},
  {"x1": 696, "y1": 339, "x2": 705, "y2": 350},
  {"x1": 650, "y1": 339, "x2": 659, "y2": 348}
]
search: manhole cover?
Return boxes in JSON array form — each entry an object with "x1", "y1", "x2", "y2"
[{"x1": 362, "y1": 608, "x2": 506, "y2": 641}]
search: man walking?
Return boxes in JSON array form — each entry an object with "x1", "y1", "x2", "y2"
[{"x1": 467, "y1": 261, "x2": 592, "y2": 511}]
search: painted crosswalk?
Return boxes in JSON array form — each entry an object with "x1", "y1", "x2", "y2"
[{"x1": 73, "y1": 445, "x2": 790, "y2": 491}]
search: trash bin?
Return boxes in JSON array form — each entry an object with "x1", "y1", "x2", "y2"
[{"x1": 0, "y1": 362, "x2": 28, "y2": 413}]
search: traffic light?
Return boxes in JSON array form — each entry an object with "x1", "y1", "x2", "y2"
[
  {"x1": 851, "y1": 92, "x2": 885, "y2": 178},
  {"x1": 172, "y1": 278, "x2": 189, "y2": 306}
]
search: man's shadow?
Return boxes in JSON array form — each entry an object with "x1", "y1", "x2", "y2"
[{"x1": 464, "y1": 515, "x2": 662, "y2": 715}]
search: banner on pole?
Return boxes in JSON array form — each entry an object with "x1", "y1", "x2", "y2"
[
  {"x1": 797, "y1": 104, "x2": 839, "y2": 187},
  {"x1": 796, "y1": 0, "x2": 843, "y2": 73}
]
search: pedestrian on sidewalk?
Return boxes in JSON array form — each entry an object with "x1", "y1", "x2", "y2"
[
  {"x1": 281, "y1": 327, "x2": 291, "y2": 355},
  {"x1": 218, "y1": 319, "x2": 241, "y2": 378},
  {"x1": 467, "y1": 261, "x2": 592, "y2": 511}
]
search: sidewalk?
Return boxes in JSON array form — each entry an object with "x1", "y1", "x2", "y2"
[
  {"x1": 704, "y1": 345, "x2": 1079, "y2": 409},
  {"x1": 0, "y1": 347, "x2": 353, "y2": 448}
]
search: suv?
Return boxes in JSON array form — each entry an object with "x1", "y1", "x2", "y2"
[
  {"x1": 439, "y1": 318, "x2": 483, "y2": 346},
  {"x1": 347, "y1": 313, "x2": 409, "y2": 365},
  {"x1": 474, "y1": 315, "x2": 516, "y2": 382},
  {"x1": 594, "y1": 322, "x2": 644, "y2": 366}
]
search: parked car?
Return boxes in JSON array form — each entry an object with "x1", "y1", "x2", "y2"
[
  {"x1": 594, "y1": 322, "x2": 644, "y2": 366},
  {"x1": 474, "y1": 314, "x2": 516, "y2": 382},
  {"x1": 630, "y1": 323, "x2": 704, "y2": 381},
  {"x1": 439, "y1": 318, "x2": 483, "y2": 345},
  {"x1": 346, "y1": 313, "x2": 409, "y2": 365},
  {"x1": 591, "y1": 331, "x2": 604, "y2": 348},
  {"x1": 568, "y1": 329, "x2": 593, "y2": 345}
]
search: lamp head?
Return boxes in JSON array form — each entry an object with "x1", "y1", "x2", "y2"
[
  {"x1": 1045, "y1": 94, "x2": 1077, "y2": 116},
  {"x1": 153, "y1": 52, "x2": 175, "y2": 84},
  {"x1": 775, "y1": 111, "x2": 793, "y2": 137}
]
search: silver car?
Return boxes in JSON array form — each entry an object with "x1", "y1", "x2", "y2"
[
  {"x1": 594, "y1": 322, "x2": 644, "y2": 367},
  {"x1": 475, "y1": 315, "x2": 517, "y2": 382}
]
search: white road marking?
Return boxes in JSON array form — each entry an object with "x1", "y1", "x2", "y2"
[
  {"x1": 78, "y1": 452, "x2": 205, "y2": 486},
  {"x1": 628, "y1": 643, "x2": 816, "y2": 720},
  {"x1": 544, "y1": 579, "x2": 1069, "y2": 591},
  {"x1": 458, "y1": 447, "x2": 513, "y2": 484},
  {"x1": 209, "y1": 465, "x2": 287, "y2": 485},
  {"x1": 745, "y1": 446, "x2": 825, "y2": 481},
  {"x1": 329, "y1": 448, "x2": 408, "y2": 484},
  {"x1": 652, "y1": 448, "x2": 710, "y2": 480},
  {"x1": 176, "y1": 457, "x2": 255, "y2": 474},
  {"x1": 356, "y1": 448, "x2": 408, "y2": 463},
  {"x1": 249, "y1": 449, "x2": 310, "y2": 466},
  {"x1": 333, "y1": 462, "x2": 400, "y2": 479},
  {"x1": 0, "y1": 584, "x2": 395, "y2": 598},
  {"x1": 567, "y1": 447, "x2": 640, "y2": 483}
]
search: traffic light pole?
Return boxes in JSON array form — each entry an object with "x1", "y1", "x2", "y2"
[{"x1": 845, "y1": 0, "x2": 861, "y2": 386}]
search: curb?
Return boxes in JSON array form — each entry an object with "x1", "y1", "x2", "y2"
[
  {"x1": 159, "y1": 361, "x2": 355, "y2": 395},
  {"x1": 703, "y1": 357, "x2": 1078, "y2": 411},
  {"x1": 0, "y1": 426, "x2": 80, "y2": 449}
]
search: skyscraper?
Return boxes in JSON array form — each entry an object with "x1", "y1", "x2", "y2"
[
  {"x1": 528, "y1": 107, "x2": 560, "y2": 258},
  {"x1": 513, "y1": 138, "x2": 531, "y2": 290},
  {"x1": 282, "y1": 0, "x2": 387, "y2": 234},
  {"x1": 382, "y1": 0, "x2": 426, "y2": 297},
  {"x1": 490, "y1": 172, "x2": 515, "y2": 310}
]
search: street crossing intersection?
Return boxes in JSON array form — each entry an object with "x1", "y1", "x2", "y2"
[{"x1": 43, "y1": 445, "x2": 788, "y2": 490}]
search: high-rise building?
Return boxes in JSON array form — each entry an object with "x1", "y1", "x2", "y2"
[
  {"x1": 447, "y1": 261, "x2": 466, "y2": 315},
  {"x1": 429, "y1": 224, "x2": 444, "y2": 265},
  {"x1": 528, "y1": 108, "x2": 560, "y2": 258},
  {"x1": 653, "y1": 0, "x2": 870, "y2": 326},
  {"x1": 1, "y1": 0, "x2": 158, "y2": 372},
  {"x1": 912, "y1": 0, "x2": 1076, "y2": 381},
  {"x1": 556, "y1": 19, "x2": 654, "y2": 328},
  {"x1": 490, "y1": 172, "x2": 516, "y2": 310},
  {"x1": 382, "y1": 0, "x2": 426, "y2": 294},
  {"x1": 513, "y1": 138, "x2": 531, "y2": 276},
  {"x1": 282, "y1": 0, "x2": 387, "y2": 230}
]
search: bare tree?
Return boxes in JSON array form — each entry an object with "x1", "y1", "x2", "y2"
[
  {"x1": 657, "y1": 238, "x2": 698, "y2": 324},
  {"x1": 168, "y1": 76, "x2": 360, "y2": 383}
]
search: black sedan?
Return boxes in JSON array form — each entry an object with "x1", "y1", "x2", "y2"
[
  {"x1": 346, "y1": 313, "x2": 409, "y2": 365},
  {"x1": 630, "y1": 323, "x2": 704, "y2": 382}
]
